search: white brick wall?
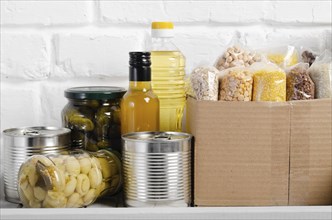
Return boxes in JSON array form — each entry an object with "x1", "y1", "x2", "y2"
[{"x1": 1, "y1": 0, "x2": 332, "y2": 133}]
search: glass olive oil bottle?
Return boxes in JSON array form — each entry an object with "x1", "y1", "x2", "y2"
[{"x1": 120, "y1": 52, "x2": 159, "y2": 134}]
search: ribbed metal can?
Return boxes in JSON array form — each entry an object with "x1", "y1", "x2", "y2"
[
  {"x1": 122, "y1": 131, "x2": 192, "y2": 207},
  {"x1": 2, "y1": 126, "x2": 71, "y2": 204}
]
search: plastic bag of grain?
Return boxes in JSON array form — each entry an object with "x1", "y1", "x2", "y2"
[
  {"x1": 308, "y1": 50, "x2": 332, "y2": 99},
  {"x1": 251, "y1": 62, "x2": 286, "y2": 102}
]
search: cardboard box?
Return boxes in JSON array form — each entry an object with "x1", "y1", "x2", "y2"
[
  {"x1": 186, "y1": 97, "x2": 332, "y2": 206},
  {"x1": 289, "y1": 99, "x2": 332, "y2": 205}
]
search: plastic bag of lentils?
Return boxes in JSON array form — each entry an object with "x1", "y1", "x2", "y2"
[{"x1": 286, "y1": 63, "x2": 315, "y2": 101}]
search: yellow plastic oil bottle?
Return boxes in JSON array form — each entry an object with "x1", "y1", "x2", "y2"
[{"x1": 150, "y1": 22, "x2": 186, "y2": 131}]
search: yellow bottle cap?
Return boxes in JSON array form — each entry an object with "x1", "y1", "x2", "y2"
[{"x1": 151, "y1": 22, "x2": 174, "y2": 30}]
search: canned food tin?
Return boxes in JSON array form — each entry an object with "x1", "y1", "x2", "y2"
[
  {"x1": 2, "y1": 126, "x2": 71, "y2": 203},
  {"x1": 122, "y1": 132, "x2": 192, "y2": 207}
]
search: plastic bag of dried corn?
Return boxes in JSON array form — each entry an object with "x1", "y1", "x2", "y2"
[
  {"x1": 308, "y1": 50, "x2": 332, "y2": 99},
  {"x1": 285, "y1": 63, "x2": 315, "y2": 101},
  {"x1": 251, "y1": 62, "x2": 286, "y2": 102},
  {"x1": 218, "y1": 67, "x2": 253, "y2": 101}
]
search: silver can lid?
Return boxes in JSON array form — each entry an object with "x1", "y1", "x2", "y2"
[
  {"x1": 122, "y1": 132, "x2": 191, "y2": 142},
  {"x1": 3, "y1": 126, "x2": 71, "y2": 147},
  {"x1": 122, "y1": 132, "x2": 192, "y2": 153}
]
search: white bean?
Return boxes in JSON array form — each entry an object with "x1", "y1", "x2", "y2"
[
  {"x1": 43, "y1": 191, "x2": 67, "y2": 208},
  {"x1": 64, "y1": 176, "x2": 77, "y2": 197},
  {"x1": 83, "y1": 189, "x2": 96, "y2": 205},
  {"x1": 27, "y1": 167, "x2": 38, "y2": 187},
  {"x1": 88, "y1": 167, "x2": 103, "y2": 189},
  {"x1": 65, "y1": 156, "x2": 81, "y2": 176},
  {"x1": 79, "y1": 157, "x2": 91, "y2": 174},
  {"x1": 76, "y1": 174, "x2": 90, "y2": 196},
  {"x1": 33, "y1": 186, "x2": 46, "y2": 201},
  {"x1": 66, "y1": 193, "x2": 81, "y2": 208}
]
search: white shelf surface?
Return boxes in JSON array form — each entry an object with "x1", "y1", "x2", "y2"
[{"x1": 1, "y1": 199, "x2": 332, "y2": 220}]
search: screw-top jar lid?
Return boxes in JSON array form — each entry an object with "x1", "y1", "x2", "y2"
[{"x1": 64, "y1": 86, "x2": 126, "y2": 100}]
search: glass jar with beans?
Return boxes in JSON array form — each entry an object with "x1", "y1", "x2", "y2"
[{"x1": 17, "y1": 149, "x2": 121, "y2": 208}]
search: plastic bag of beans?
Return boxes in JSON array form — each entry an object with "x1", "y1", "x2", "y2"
[
  {"x1": 308, "y1": 50, "x2": 332, "y2": 99},
  {"x1": 251, "y1": 62, "x2": 286, "y2": 102},
  {"x1": 215, "y1": 36, "x2": 262, "y2": 71},
  {"x1": 218, "y1": 67, "x2": 253, "y2": 101},
  {"x1": 286, "y1": 63, "x2": 315, "y2": 101}
]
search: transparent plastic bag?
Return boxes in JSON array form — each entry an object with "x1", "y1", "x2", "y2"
[
  {"x1": 261, "y1": 45, "x2": 299, "y2": 68},
  {"x1": 308, "y1": 50, "x2": 332, "y2": 99},
  {"x1": 286, "y1": 63, "x2": 315, "y2": 101},
  {"x1": 251, "y1": 62, "x2": 286, "y2": 102},
  {"x1": 218, "y1": 67, "x2": 253, "y2": 101},
  {"x1": 185, "y1": 75, "x2": 196, "y2": 99},
  {"x1": 215, "y1": 34, "x2": 261, "y2": 71},
  {"x1": 190, "y1": 66, "x2": 219, "y2": 101}
]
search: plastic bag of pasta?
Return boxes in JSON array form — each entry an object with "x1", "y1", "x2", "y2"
[{"x1": 190, "y1": 66, "x2": 219, "y2": 101}]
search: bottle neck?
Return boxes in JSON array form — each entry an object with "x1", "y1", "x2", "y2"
[
  {"x1": 129, "y1": 81, "x2": 152, "y2": 91},
  {"x1": 151, "y1": 37, "x2": 177, "y2": 51}
]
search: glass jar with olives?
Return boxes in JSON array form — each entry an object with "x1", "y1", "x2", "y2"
[
  {"x1": 62, "y1": 87, "x2": 126, "y2": 152},
  {"x1": 17, "y1": 149, "x2": 122, "y2": 208}
]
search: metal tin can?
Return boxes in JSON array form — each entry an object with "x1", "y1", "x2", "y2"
[
  {"x1": 122, "y1": 131, "x2": 192, "y2": 207},
  {"x1": 2, "y1": 126, "x2": 71, "y2": 203}
]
